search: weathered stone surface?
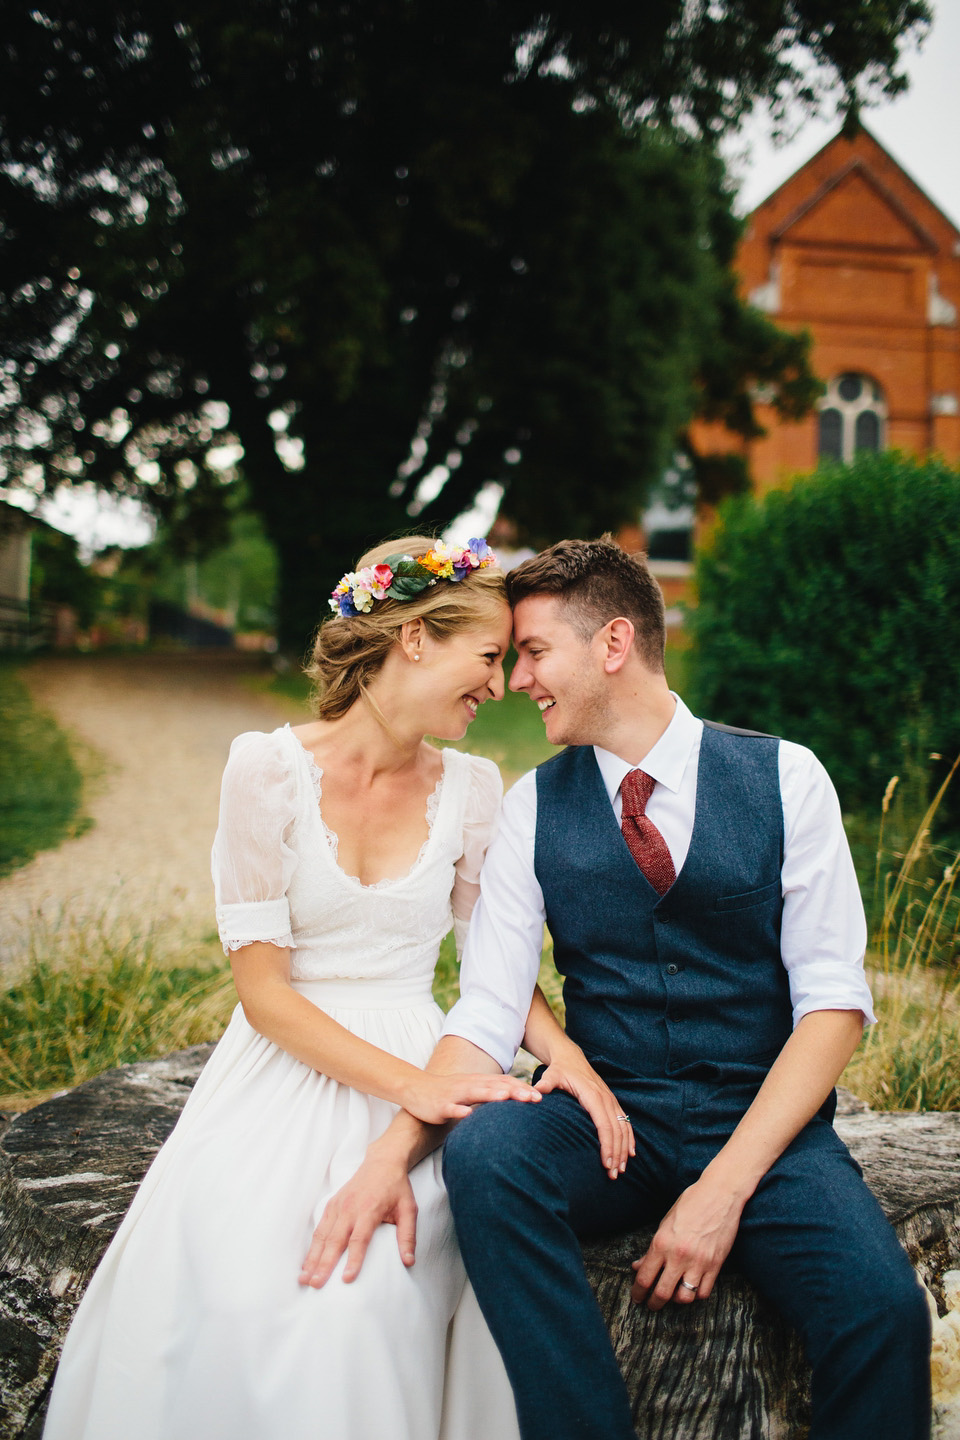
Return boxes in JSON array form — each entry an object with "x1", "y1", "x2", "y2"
[
  {"x1": 2, "y1": 1061, "x2": 959, "y2": 1438},
  {"x1": 0, "y1": 1046, "x2": 214, "y2": 1434}
]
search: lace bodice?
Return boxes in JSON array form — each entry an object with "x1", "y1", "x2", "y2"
[{"x1": 212, "y1": 727, "x2": 502, "y2": 983}]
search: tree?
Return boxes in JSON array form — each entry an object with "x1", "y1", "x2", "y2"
[
  {"x1": 114, "y1": 485, "x2": 278, "y2": 634},
  {"x1": 687, "y1": 452, "x2": 960, "y2": 820},
  {"x1": 0, "y1": 1, "x2": 930, "y2": 646},
  {"x1": 29, "y1": 523, "x2": 102, "y2": 627}
]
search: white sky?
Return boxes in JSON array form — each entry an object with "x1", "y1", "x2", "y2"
[
  {"x1": 723, "y1": 0, "x2": 960, "y2": 226},
  {"x1": 40, "y1": 484, "x2": 155, "y2": 555}
]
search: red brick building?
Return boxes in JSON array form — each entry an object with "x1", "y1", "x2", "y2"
[{"x1": 691, "y1": 125, "x2": 960, "y2": 494}]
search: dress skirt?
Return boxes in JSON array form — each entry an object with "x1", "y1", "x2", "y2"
[{"x1": 43, "y1": 978, "x2": 521, "y2": 1440}]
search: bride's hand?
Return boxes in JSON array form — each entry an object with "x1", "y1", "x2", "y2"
[
  {"x1": 534, "y1": 1044, "x2": 635, "y2": 1180},
  {"x1": 300, "y1": 1150, "x2": 417, "y2": 1288},
  {"x1": 399, "y1": 1069, "x2": 540, "y2": 1125}
]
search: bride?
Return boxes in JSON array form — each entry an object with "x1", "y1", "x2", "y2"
[{"x1": 43, "y1": 535, "x2": 626, "y2": 1440}]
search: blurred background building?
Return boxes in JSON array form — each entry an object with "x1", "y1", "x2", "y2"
[{"x1": 642, "y1": 124, "x2": 960, "y2": 594}]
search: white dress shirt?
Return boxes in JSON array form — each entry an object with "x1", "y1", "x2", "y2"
[{"x1": 443, "y1": 695, "x2": 874, "y2": 1073}]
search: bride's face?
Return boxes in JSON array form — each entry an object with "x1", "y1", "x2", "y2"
[{"x1": 418, "y1": 606, "x2": 512, "y2": 740}]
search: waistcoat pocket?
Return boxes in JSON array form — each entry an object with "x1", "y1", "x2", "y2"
[{"x1": 714, "y1": 878, "x2": 781, "y2": 913}]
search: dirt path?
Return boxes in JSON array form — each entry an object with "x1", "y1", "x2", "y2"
[{"x1": 0, "y1": 653, "x2": 308, "y2": 965}]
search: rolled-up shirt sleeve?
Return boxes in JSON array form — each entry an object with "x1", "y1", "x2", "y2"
[
  {"x1": 779, "y1": 740, "x2": 875, "y2": 1026},
  {"x1": 442, "y1": 770, "x2": 545, "y2": 1072}
]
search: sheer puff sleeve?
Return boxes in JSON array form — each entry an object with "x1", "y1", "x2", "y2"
[
  {"x1": 451, "y1": 753, "x2": 504, "y2": 956},
  {"x1": 211, "y1": 730, "x2": 299, "y2": 954}
]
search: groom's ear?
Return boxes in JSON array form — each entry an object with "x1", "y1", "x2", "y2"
[{"x1": 599, "y1": 617, "x2": 635, "y2": 674}]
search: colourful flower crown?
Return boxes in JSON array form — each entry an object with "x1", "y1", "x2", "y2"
[{"x1": 329, "y1": 538, "x2": 497, "y2": 618}]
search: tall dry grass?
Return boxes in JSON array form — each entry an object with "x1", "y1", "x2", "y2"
[
  {"x1": 0, "y1": 911, "x2": 236, "y2": 1111},
  {"x1": 843, "y1": 758, "x2": 960, "y2": 1111}
]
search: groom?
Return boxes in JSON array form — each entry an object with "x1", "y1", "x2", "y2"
[{"x1": 304, "y1": 537, "x2": 931, "y2": 1439}]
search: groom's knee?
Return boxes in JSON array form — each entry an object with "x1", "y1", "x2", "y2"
[{"x1": 443, "y1": 1098, "x2": 541, "y2": 1215}]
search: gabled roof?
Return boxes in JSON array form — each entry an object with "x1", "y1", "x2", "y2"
[
  {"x1": 0, "y1": 495, "x2": 61, "y2": 536},
  {"x1": 770, "y1": 158, "x2": 938, "y2": 253},
  {"x1": 748, "y1": 123, "x2": 960, "y2": 254}
]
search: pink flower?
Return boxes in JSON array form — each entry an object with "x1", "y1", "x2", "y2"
[{"x1": 371, "y1": 563, "x2": 394, "y2": 597}]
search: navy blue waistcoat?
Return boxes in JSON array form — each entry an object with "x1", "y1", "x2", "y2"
[{"x1": 534, "y1": 723, "x2": 792, "y2": 1080}]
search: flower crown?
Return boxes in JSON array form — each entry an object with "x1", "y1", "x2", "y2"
[{"x1": 329, "y1": 538, "x2": 497, "y2": 618}]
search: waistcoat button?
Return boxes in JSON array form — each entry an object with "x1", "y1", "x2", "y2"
[{"x1": 666, "y1": 963, "x2": 679, "y2": 976}]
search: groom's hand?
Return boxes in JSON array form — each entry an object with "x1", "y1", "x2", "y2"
[
  {"x1": 629, "y1": 1011, "x2": 864, "y2": 1310},
  {"x1": 629, "y1": 1175, "x2": 745, "y2": 1310},
  {"x1": 533, "y1": 1045, "x2": 635, "y2": 1180},
  {"x1": 299, "y1": 1150, "x2": 418, "y2": 1289}
]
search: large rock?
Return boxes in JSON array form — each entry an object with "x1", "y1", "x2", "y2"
[
  {"x1": 1, "y1": 1057, "x2": 959, "y2": 1438},
  {"x1": 0, "y1": 1046, "x2": 215, "y2": 1436}
]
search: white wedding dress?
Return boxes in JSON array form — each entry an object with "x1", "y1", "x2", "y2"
[{"x1": 43, "y1": 726, "x2": 522, "y2": 1440}]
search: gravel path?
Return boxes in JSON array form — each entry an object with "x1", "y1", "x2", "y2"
[{"x1": 0, "y1": 652, "x2": 307, "y2": 965}]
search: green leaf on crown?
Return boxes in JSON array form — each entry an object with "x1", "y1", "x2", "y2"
[{"x1": 386, "y1": 556, "x2": 433, "y2": 599}]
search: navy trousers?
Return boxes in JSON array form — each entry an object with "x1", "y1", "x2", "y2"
[{"x1": 443, "y1": 1078, "x2": 931, "y2": 1440}]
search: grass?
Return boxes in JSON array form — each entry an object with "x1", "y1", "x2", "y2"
[
  {"x1": 842, "y1": 760, "x2": 960, "y2": 1111},
  {"x1": 0, "y1": 907, "x2": 551, "y2": 1110},
  {"x1": 0, "y1": 648, "x2": 567, "y2": 1110},
  {"x1": 0, "y1": 661, "x2": 91, "y2": 876},
  {"x1": 0, "y1": 912, "x2": 236, "y2": 1111}
]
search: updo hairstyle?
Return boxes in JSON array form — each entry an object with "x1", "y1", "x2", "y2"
[{"x1": 306, "y1": 536, "x2": 507, "y2": 721}]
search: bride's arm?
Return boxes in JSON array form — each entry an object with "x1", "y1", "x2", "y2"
[
  {"x1": 216, "y1": 738, "x2": 531, "y2": 1125},
  {"x1": 298, "y1": 1031, "x2": 504, "y2": 1289},
  {"x1": 299, "y1": 769, "x2": 630, "y2": 1286},
  {"x1": 230, "y1": 941, "x2": 534, "y2": 1125},
  {"x1": 298, "y1": 993, "x2": 635, "y2": 1290}
]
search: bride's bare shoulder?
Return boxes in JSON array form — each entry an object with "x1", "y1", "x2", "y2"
[{"x1": 289, "y1": 720, "x2": 327, "y2": 751}]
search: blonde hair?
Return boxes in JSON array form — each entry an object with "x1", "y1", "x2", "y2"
[{"x1": 306, "y1": 536, "x2": 507, "y2": 721}]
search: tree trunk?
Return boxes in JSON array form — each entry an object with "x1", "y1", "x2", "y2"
[{"x1": 2, "y1": 1061, "x2": 959, "y2": 1438}]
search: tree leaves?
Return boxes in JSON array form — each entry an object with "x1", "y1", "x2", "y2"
[{"x1": 0, "y1": 1, "x2": 930, "y2": 644}]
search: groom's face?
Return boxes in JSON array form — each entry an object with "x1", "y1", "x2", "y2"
[{"x1": 510, "y1": 594, "x2": 612, "y2": 747}]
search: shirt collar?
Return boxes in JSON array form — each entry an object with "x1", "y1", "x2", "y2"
[{"x1": 593, "y1": 694, "x2": 702, "y2": 806}]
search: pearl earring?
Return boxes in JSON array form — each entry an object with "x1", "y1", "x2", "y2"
[{"x1": 414, "y1": 653, "x2": 420, "y2": 661}]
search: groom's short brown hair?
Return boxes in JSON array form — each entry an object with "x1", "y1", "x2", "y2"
[{"x1": 505, "y1": 537, "x2": 666, "y2": 673}]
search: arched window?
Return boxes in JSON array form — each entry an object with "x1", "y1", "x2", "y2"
[{"x1": 817, "y1": 374, "x2": 886, "y2": 462}]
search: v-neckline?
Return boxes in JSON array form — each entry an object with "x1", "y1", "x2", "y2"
[{"x1": 286, "y1": 726, "x2": 449, "y2": 890}]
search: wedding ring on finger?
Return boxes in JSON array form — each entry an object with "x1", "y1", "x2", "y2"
[
  {"x1": 615, "y1": 1114, "x2": 629, "y2": 1122},
  {"x1": 677, "y1": 1278, "x2": 699, "y2": 1293}
]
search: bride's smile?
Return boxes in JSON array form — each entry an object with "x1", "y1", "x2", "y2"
[{"x1": 403, "y1": 614, "x2": 512, "y2": 741}]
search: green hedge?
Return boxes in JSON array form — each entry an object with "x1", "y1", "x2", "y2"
[{"x1": 687, "y1": 452, "x2": 960, "y2": 816}]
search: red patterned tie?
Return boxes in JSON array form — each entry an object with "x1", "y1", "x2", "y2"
[{"x1": 620, "y1": 769, "x2": 676, "y2": 895}]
